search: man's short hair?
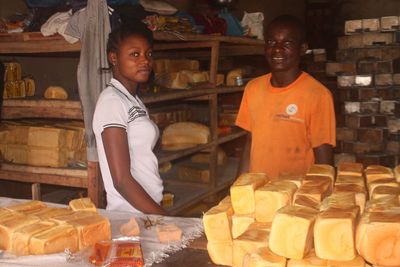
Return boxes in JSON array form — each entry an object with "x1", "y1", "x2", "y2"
[{"x1": 266, "y1": 14, "x2": 306, "y2": 43}]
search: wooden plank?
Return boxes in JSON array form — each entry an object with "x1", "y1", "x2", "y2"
[
  {"x1": 1, "y1": 100, "x2": 83, "y2": 119},
  {"x1": 31, "y1": 183, "x2": 41, "y2": 200},
  {"x1": 0, "y1": 163, "x2": 87, "y2": 177},
  {"x1": 0, "y1": 169, "x2": 88, "y2": 188},
  {"x1": 3, "y1": 100, "x2": 81, "y2": 108},
  {"x1": 87, "y1": 161, "x2": 105, "y2": 208},
  {"x1": 0, "y1": 39, "x2": 81, "y2": 54},
  {"x1": 156, "y1": 142, "x2": 215, "y2": 164},
  {"x1": 218, "y1": 128, "x2": 247, "y2": 144}
]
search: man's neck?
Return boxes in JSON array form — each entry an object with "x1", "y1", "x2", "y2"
[{"x1": 270, "y1": 69, "x2": 302, "y2": 88}]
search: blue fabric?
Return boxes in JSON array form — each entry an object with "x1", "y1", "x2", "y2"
[{"x1": 218, "y1": 8, "x2": 244, "y2": 36}]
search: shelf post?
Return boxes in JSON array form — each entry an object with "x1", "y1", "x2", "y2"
[
  {"x1": 208, "y1": 40, "x2": 220, "y2": 189},
  {"x1": 87, "y1": 161, "x2": 105, "y2": 208}
]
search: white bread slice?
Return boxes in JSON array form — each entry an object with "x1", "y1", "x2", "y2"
[
  {"x1": 233, "y1": 229, "x2": 270, "y2": 267},
  {"x1": 230, "y1": 173, "x2": 268, "y2": 215},
  {"x1": 69, "y1": 197, "x2": 96, "y2": 212},
  {"x1": 0, "y1": 215, "x2": 40, "y2": 250},
  {"x1": 371, "y1": 186, "x2": 400, "y2": 200},
  {"x1": 203, "y1": 202, "x2": 233, "y2": 242},
  {"x1": 255, "y1": 181, "x2": 297, "y2": 222},
  {"x1": 333, "y1": 184, "x2": 367, "y2": 214},
  {"x1": 26, "y1": 207, "x2": 73, "y2": 220},
  {"x1": 50, "y1": 210, "x2": 96, "y2": 224},
  {"x1": 337, "y1": 162, "x2": 364, "y2": 177},
  {"x1": 306, "y1": 164, "x2": 335, "y2": 183},
  {"x1": 356, "y1": 211, "x2": 400, "y2": 266},
  {"x1": 67, "y1": 213, "x2": 111, "y2": 250},
  {"x1": 207, "y1": 241, "x2": 233, "y2": 266},
  {"x1": 328, "y1": 255, "x2": 366, "y2": 266},
  {"x1": 295, "y1": 177, "x2": 332, "y2": 204},
  {"x1": 314, "y1": 206, "x2": 360, "y2": 261},
  {"x1": 243, "y1": 246, "x2": 286, "y2": 267},
  {"x1": 5, "y1": 200, "x2": 46, "y2": 213},
  {"x1": 232, "y1": 214, "x2": 255, "y2": 239},
  {"x1": 365, "y1": 165, "x2": 394, "y2": 183},
  {"x1": 367, "y1": 178, "x2": 399, "y2": 196},
  {"x1": 269, "y1": 206, "x2": 318, "y2": 260},
  {"x1": 11, "y1": 221, "x2": 56, "y2": 256},
  {"x1": 286, "y1": 250, "x2": 327, "y2": 267},
  {"x1": 365, "y1": 195, "x2": 400, "y2": 212},
  {"x1": 29, "y1": 224, "x2": 79, "y2": 255},
  {"x1": 247, "y1": 222, "x2": 272, "y2": 232},
  {"x1": 335, "y1": 174, "x2": 366, "y2": 187},
  {"x1": 293, "y1": 195, "x2": 320, "y2": 211},
  {"x1": 319, "y1": 192, "x2": 356, "y2": 211}
]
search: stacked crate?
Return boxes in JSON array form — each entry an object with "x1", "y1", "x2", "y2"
[{"x1": 327, "y1": 16, "x2": 400, "y2": 167}]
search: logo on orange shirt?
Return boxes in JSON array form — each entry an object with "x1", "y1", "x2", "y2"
[{"x1": 286, "y1": 104, "x2": 298, "y2": 115}]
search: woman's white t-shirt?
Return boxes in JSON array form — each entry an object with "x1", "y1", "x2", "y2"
[{"x1": 93, "y1": 78, "x2": 163, "y2": 213}]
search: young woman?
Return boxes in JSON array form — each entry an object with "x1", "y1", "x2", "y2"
[{"x1": 93, "y1": 22, "x2": 166, "y2": 215}]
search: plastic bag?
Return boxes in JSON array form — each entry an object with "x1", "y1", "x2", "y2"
[
  {"x1": 241, "y1": 11, "x2": 264, "y2": 40},
  {"x1": 89, "y1": 237, "x2": 144, "y2": 267}
]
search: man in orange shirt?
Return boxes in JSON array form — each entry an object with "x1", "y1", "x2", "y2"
[{"x1": 235, "y1": 14, "x2": 336, "y2": 179}]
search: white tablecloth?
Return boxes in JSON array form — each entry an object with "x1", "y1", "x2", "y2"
[{"x1": 0, "y1": 197, "x2": 204, "y2": 267}]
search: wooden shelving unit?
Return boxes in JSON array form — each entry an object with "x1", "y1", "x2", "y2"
[{"x1": 0, "y1": 31, "x2": 264, "y2": 214}]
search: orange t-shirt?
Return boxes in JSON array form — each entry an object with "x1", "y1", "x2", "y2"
[{"x1": 235, "y1": 72, "x2": 336, "y2": 179}]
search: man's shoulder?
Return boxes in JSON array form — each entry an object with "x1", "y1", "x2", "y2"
[
  {"x1": 245, "y1": 74, "x2": 270, "y2": 92},
  {"x1": 301, "y1": 72, "x2": 332, "y2": 96}
]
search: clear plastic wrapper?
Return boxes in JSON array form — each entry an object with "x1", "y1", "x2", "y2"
[{"x1": 88, "y1": 237, "x2": 144, "y2": 267}]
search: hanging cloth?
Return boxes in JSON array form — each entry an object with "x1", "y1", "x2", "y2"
[{"x1": 76, "y1": 0, "x2": 111, "y2": 161}]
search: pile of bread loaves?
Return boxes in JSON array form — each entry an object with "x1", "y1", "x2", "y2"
[
  {"x1": 0, "y1": 197, "x2": 111, "y2": 256},
  {"x1": 203, "y1": 163, "x2": 400, "y2": 267}
]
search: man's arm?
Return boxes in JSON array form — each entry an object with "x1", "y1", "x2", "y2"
[
  {"x1": 313, "y1": 143, "x2": 334, "y2": 165},
  {"x1": 237, "y1": 132, "x2": 251, "y2": 176}
]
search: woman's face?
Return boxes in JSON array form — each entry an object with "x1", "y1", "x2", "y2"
[{"x1": 111, "y1": 34, "x2": 153, "y2": 84}]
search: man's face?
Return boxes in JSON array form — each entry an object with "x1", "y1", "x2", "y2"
[{"x1": 264, "y1": 22, "x2": 307, "y2": 73}]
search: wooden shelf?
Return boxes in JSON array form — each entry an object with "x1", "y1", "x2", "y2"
[
  {"x1": 1, "y1": 99, "x2": 83, "y2": 120},
  {"x1": 156, "y1": 128, "x2": 246, "y2": 165},
  {"x1": 0, "y1": 32, "x2": 264, "y2": 55},
  {"x1": 0, "y1": 163, "x2": 88, "y2": 188},
  {"x1": 0, "y1": 33, "x2": 80, "y2": 54},
  {"x1": 1, "y1": 86, "x2": 244, "y2": 120},
  {"x1": 164, "y1": 157, "x2": 239, "y2": 215}
]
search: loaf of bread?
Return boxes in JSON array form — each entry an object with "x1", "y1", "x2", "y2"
[
  {"x1": 161, "y1": 122, "x2": 210, "y2": 150},
  {"x1": 191, "y1": 148, "x2": 227, "y2": 165},
  {"x1": 356, "y1": 211, "x2": 400, "y2": 266},
  {"x1": 44, "y1": 86, "x2": 68, "y2": 100},
  {"x1": 337, "y1": 162, "x2": 364, "y2": 177},
  {"x1": 233, "y1": 228, "x2": 270, "y2": 267},
  {"x1": 269, "y1": 206, "x2": 318, "y2": 260},
  {"x1": 0, "y1": 200, "x2": 111, "y2": 256},
  {"x1": 69, "y1": 197, "x2": 97, "y2": 212}
]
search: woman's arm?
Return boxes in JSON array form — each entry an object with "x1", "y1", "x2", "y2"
[{"x1": 102, "y1": 127, "x2": 166, "y2": 215}]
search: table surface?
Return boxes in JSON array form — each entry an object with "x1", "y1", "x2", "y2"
[
  {"x1": 0, "y1": 197, "x2": 217, "y2": 267},
  {"x1": 153, "y1": 235, "x2": 219, "y2": 267}
]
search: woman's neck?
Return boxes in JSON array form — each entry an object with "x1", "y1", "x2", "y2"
[{"x1": 113, "y1": 74, "x2": 138, "y2": 96}]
